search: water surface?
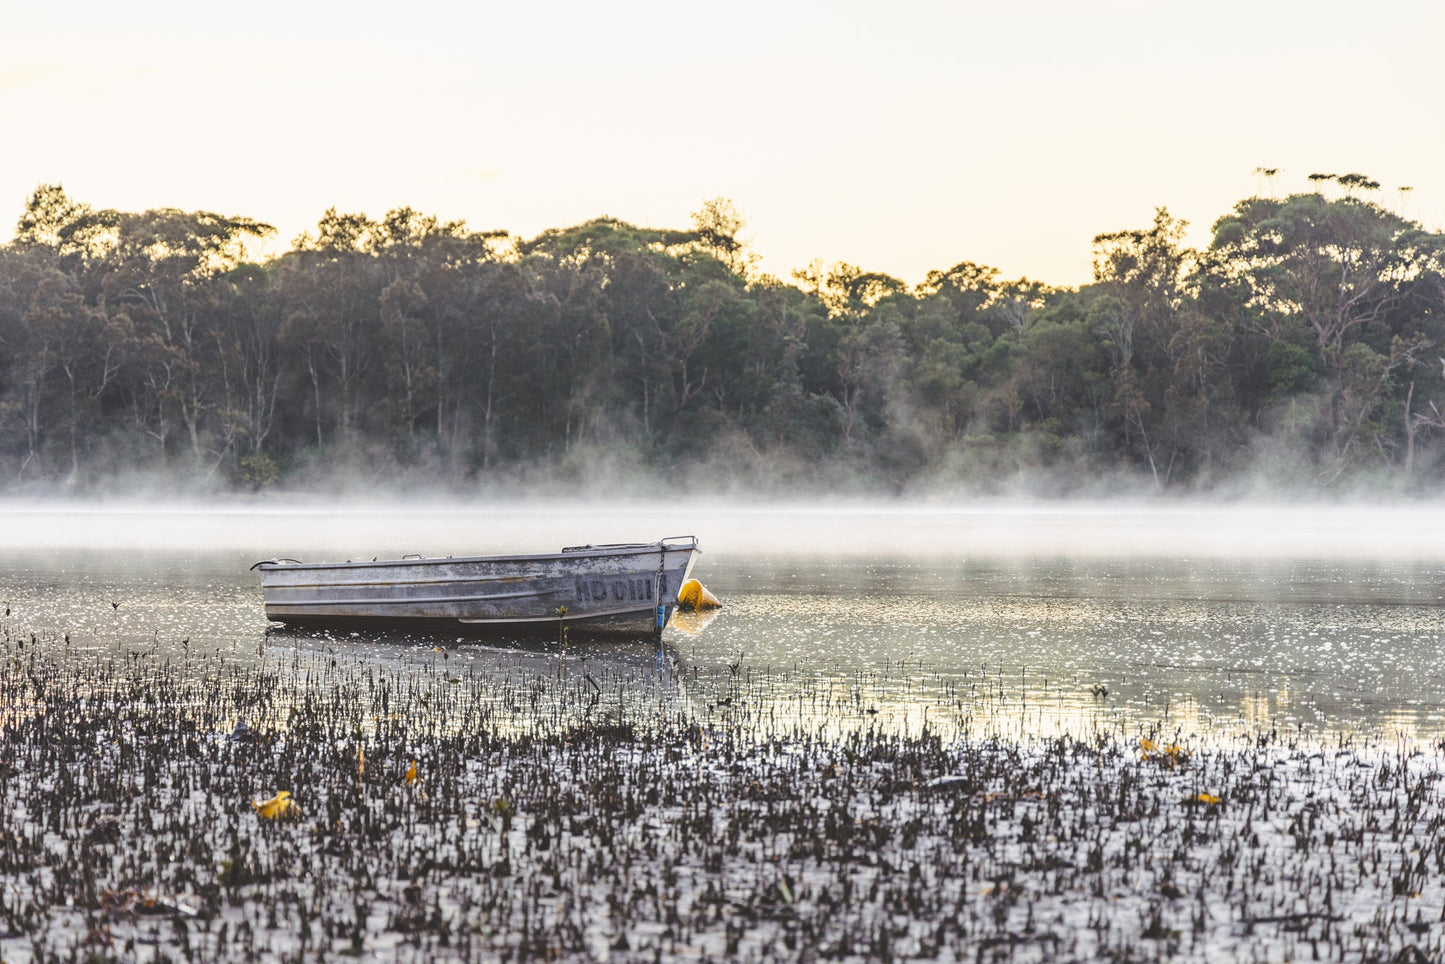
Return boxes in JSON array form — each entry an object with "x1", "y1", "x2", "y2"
[{"x1": 4, "y1": 500, "x2": 1444, "y2": 745}]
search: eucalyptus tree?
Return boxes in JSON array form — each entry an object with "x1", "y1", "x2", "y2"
[
  {"x1": 515, "y1": 219, "x2": 627, "y2": 453},
  {"x1": 12, "y1": 184, "x2": 120, "y2": 275},
  {"x1": 742, "y1": 277, "x2": 834, "y2": 450},
  {"x1": 222, "y1": 262, "x2": 286, "y2": 463},
  {"x1": 7, "y1": 188, "x2": 123, "y2": 480},
  {"x1": 87, "y1": 207, "x2": 273, "y2": 467},
  {"x1": 0, "y1": 246, "x2": 86, "y2": 478},
  {"x1": 1208, "y1": 185, "x2": 1440, "y2": 477},
  {"x1": 277, "y1": 209, "x2": 385, "y2": 446},
  {"x1": 670, "y1": 275, "x2": 753, "y2": 430},
  {"x1": 690, "y1": 197, "x2": 754, "y2": 276},
  {"x1": 898, "y1": 262, "x2": 1001, "y2": 444},
  {"x1": 517, "y1": 216, "x2": 772, "y2": 457},
  {"x1": 1209, "y1": 188, "x2": 1412, "y2": 362},
  {"x1": 583, "y1": 226, "x2": 689, "y2": 441},
  {"x1": 369, "y1": 209, "x2": 453, "y2": 445},
  {"x1": 1393, "y1": 230, "x2": 1445, "y2": 472},
  {"x1": 455, "y1": 261, "x2": 532, "y2": 469},
  {"x1": 1087, "y1": 209, "x2": 1195, "y2": 483}
]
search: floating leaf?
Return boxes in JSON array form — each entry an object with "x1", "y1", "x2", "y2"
[
  {"x1": 252, "y1": 790, "x2": 299, "y2": 820},
  {"x1": 403, "y1": 760, "x2": 418, "y2": 785},
  {"x1": 1186, "y1": 792, "x2": 1222, "y2": 806},
  {"x1": 1141, "y1": 738, "x2": 1191, "y2": 767},
  {"x1": 100, "y1": 887, "x2": 198, "y2": 919}
]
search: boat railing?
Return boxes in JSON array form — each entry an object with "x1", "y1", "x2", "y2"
[{"x1": 562, "y1": 536, "x2": 698, "y2": 553}]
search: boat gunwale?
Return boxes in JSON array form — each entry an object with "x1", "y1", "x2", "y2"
[{"x1": 253, "y1": 537, "x2": 698, "y2": 574}]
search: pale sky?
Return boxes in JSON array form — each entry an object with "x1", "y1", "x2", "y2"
[{"x1": 1, "y1": 0, "x2": 1440, "y2": 288}]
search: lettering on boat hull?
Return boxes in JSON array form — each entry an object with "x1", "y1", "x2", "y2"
[{"x1": 574, "y1": 578, "x2": 654, "y2": 603}]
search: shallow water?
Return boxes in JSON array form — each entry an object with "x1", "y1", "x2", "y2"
[
  {"x1": 3, "y1": 501, "x2": 1445, "y2": 745},
  {"x1": 8, "y1": 500, "x2": 1445, "y2": 963}
]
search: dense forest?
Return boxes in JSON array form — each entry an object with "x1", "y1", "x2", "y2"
[{"x1": 0, "y1": 178, "x2": 1442, "y2": 497}]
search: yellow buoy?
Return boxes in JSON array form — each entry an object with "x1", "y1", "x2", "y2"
[{"x1": 677, "y1": 578, "x2": 721, "y2": 612}]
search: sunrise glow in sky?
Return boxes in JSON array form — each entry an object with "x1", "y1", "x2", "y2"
[{"x1": 2, "y1": 0, "x2": 1440, "y2": 287}]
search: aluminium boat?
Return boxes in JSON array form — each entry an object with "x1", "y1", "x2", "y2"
[{"x1": 253, "y1": 536, "x2": 700, "y2": 638}]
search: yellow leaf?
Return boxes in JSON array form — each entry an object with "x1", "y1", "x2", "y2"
[
  {"x1": 1140, "y1": 737, "x2": 1191, "y2": 767},
  {"x1": 252, "y1": 790, "x2": 300, "y2": 820},
  {"x1": 404, "y1": 760, "x2": 418, "y2": 786},
  {"x1": 1191, "y1": 792, "x2": 1222, "y2": 806}
]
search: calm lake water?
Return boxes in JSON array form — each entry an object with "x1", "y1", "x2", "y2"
[{"x1": 5, "y1": 500, "x2": 1445, "y2": 745}]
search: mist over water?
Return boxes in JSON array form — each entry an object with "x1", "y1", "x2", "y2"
[
  {"x1": 6, "y1": 498, "x2": 1445, "y2": 560},
  {"x1": 4, "y1": 498, "x2": 1445, "y2": 745}
]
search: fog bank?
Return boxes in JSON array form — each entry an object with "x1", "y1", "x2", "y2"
[{"x1": 2, "y1": 498, "x2": 1443, "y2": 562}]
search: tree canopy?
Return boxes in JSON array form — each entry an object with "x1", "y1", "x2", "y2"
[{"x1": 0, "y1": 180, "x2": 1442, "y2": 496}]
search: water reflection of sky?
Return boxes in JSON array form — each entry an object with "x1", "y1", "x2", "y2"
[
  {"x1": 4, "y1": 503, "x2": 1445, "y2": 747},
  {"x1": 681, "y1": 555, "x2": 1445, "y2": 742}
]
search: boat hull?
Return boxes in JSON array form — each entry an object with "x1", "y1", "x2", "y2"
[{"x1": 254, "y1": 537, "x2": 699, "y2": 638}]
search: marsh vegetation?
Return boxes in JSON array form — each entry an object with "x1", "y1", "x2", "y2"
[
  {"x1": 3, "y1": 503, "x2": 1445, "y2": 960},
  {"x1": 5, "y1": 636, "x2": 1445, "y2": 962}
]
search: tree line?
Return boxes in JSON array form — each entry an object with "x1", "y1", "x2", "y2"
[{"x1": 0, "y1": 179, "x2": 1442, "y2": 496}]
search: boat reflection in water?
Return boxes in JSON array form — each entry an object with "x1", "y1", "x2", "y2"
[
  {"x1": 667, "y1": 608, "x2": 723, "y2": 638},
  {"x1": 260, "y1": 619, "x2": 696, "y2": 739}
]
